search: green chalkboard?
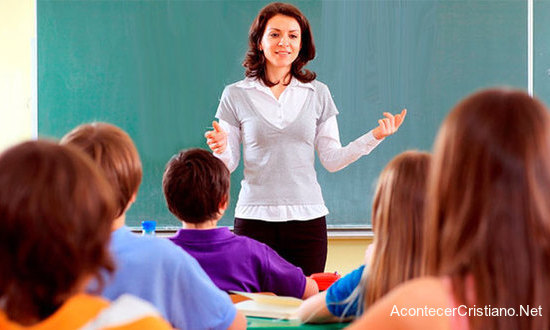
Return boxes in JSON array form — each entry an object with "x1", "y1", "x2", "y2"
[
  {"x1": 535, "y1": 0, "x2": 550, "y2": 105},
  {"x1": 38, "y1": 0, "x2": 527, "y2": 229}
]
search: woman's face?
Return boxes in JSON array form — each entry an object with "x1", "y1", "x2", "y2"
[{"x1": 260, "y1": 14, "x2": 301, "y2": 73}]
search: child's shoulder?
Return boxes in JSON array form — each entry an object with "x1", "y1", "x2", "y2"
[
  {"x1": 348, "y1": 277, "x2": 452, "y2": 330},
  {"x1": 230, "y1": 233, "x2": 283, "y2": 262},
  {"x1": 114, "y1": 227, "x2": 196, "y2": 262},
  {"x1": 387, "y1": 276, "x2": 449, "y2": 306},
  {"x1": 89, "y1": 294, "x2": 172, "y2": 329},
  {"x1": 232, "y1": 232, "x2": 271, "y2": 249}
]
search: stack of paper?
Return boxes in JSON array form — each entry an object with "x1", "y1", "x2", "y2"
[{"x1": 231, "y1": 291, "x2": 303, "y2": 320}]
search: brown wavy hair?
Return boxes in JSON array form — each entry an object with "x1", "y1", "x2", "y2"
[
  {"x1": 61, "y1": 122, "x2": 142, "y2": 218},
  {"x1": 163, "y1": 148, "x2": 230, "y2": 223},
  {"x1": 365, "y1": 151, "x2": 431, "y2": 306},
  {"x1": 0, "y1": 140, "x2": 116, "y2": 323},
  {"x1": 243, "y1": 2, "x2": 316, "y2": 86},
  {"x1": 423, "y1": 88, "x2": 550, "y2": 330}
]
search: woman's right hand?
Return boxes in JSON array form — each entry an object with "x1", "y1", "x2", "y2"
[{"x1": 205, "y1": 121, "x2": 227, "y2": 154}]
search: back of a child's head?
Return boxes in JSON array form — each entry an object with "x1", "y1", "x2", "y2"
[
  {"x1": 425, "y1": 88, "x2": 550, "y2": 330},
  {"x1": 163, "y1": 148, "x2": 230, "y2": 223},
  {"x1": 60, "y1": 122, "x2": 142, "y2": 218},
  {"x1": 0, "y1": 140, "x2": 116, "y2": 322},
  {"x1": 365, "y1": 150, "x2": 431, "y2": 306}
]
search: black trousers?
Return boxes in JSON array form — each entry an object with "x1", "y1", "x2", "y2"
[{"x1": 234, "y1": 217, "x2": 327, "y2": 276}]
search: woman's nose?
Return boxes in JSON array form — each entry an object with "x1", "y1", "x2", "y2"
[{"x1": 278, "y1": 36, "x2": 288, "y2": 46}]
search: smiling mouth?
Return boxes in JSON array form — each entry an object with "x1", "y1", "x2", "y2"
[{"x1": 276, "y1": 51, "x2": 291, "y2": 55}]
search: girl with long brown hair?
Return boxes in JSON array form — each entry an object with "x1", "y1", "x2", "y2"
[
  {"x1": 297, "y1": 150, "x2": 430, "y2": 323},
  {"x1": 349, "y1": 88, "x2": 550, "y2": 330}
]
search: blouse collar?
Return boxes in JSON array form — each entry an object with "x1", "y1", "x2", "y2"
[{"x1": 236, "y1": 76, "x2": 315, "y2": 91}]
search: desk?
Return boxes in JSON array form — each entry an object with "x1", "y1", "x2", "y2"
[{"x1": 246, "y1": 317, "x2": 348, "y2": 329}]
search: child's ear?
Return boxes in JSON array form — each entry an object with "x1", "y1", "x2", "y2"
[
  {"x1": 219, "y1": 195, "x2": 229, "y2": 213},
  {"x1": 123, "y1": 192, "x2": 137, "y2": 213}
]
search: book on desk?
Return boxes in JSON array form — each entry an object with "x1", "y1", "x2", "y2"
[{"x1": 231, "y1": 291, "x2": 303, "y2": 320}]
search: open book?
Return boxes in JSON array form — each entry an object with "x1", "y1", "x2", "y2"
[{"x1": 231, "y1": 291, "x2": 303, "y2": 320}]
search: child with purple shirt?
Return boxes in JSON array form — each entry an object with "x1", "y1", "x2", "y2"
[{"x1": 163, "y1": 148, "x2": 318, "y2": 299}]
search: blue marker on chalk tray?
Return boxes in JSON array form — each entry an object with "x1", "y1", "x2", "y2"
[{"x1": 141, "y1": 220, "x2": 156, "y2": 236}]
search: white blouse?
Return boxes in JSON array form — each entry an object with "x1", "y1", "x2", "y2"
[{"x1": 215, "y1": 77, "x2": 382, "y2": 221}]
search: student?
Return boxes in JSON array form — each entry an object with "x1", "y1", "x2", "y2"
[
  {"x1": 61, "y1": 123, "x2": 246, "y2": 330},
  {"x1": 349, "y1": 88, "x2": 550, "y2": 330},
  {"x1": 0, "y1": 140, "x2": 171, "y2": 329},
  {"x1": 297, "y1": 151, "x2": 431, "y2": 323},
  {"x1": 204, "y1": 2, "x2": 406, "y2": 275},
  {"x1": 163, "y1": 148, "x2": 319, "y2": 299}
]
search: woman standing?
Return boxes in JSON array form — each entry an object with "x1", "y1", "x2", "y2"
[{"x1": 205, "y1": 2, "x2": 406, "y2": 275}]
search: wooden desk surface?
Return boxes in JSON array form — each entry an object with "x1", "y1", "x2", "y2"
[{"x1": 246, "y1": 317, "x2": 348, "y2": 329}]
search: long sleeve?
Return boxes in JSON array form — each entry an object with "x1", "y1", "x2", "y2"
[
  {"x1": 316, "y1": 116, "x2": 383, "y2": 173},
  {"x1": 213, "y1": 119, "x2": 241, "y2": 173}
]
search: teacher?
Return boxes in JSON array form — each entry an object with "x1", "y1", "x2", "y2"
[{"x1": 205, "y1": 2, "x2": 406, "y2": 276}]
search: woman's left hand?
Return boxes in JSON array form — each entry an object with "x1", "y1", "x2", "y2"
[{"x1": 372, "y1": 109, "x2": 407, "y2": 140}]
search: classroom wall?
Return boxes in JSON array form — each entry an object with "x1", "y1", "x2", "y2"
[
  {"x1": 0, "y1": 0, "x2": 35, "y2": 152},
  {"x1": 325, "y1": 237, "x2": 371, "y2": 276}
]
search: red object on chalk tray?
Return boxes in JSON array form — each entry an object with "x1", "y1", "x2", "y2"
[{"x1": 310, "y1": 272, "x2": 341, "y2": 291}]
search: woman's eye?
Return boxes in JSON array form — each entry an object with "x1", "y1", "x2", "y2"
[
  {"x1": 290, "y1": 35, "x2": 298, "y2": 39},
  {"x1": 270, "y1": 33, "x2": 279, "y2": 37}
]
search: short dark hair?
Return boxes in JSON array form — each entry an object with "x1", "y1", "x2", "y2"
[
  {"x1": 243, "y1": 2, "x2": 316, "y2": 86},
  {"x1": 0, "y1": 140, "x2": 116, "y2": 322},
  {"x1": 61, "y1": 122, "x2": 142, "y2": 218},
  {"x1": 163, "y1": 148, "x2": 230, "y2": 223}
]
